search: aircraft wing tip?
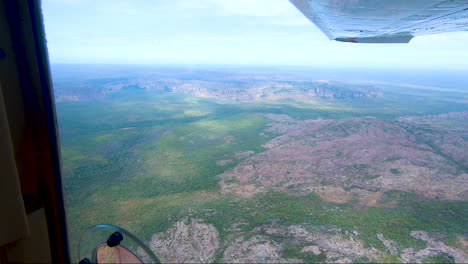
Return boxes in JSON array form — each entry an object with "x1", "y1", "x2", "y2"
[{"x1": 334, "y1": 35, "x2": 413, "y2": 44}]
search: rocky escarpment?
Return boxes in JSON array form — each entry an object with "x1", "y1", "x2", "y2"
[
  {"x1": 147, "y1": 113, "x2": 468, "y2": 263},
  {"x1": 397, "y1": 111, "x2": 468, "y2": 169},
  {"x1": 401, "y1": 231, "x2": 467, "y2": 263},
  {"x1": 149, "y1": 218, "x2": 468, "y2": 263},
  {"x1": 219, "y1": 114, "x2": 468, "y2": 203},
  {"x1": 56, "y1": 78, "x2": 381, "y2": 102},
  {"x1": 149, "y1": 218, "x2": 219, "y2": 263}
]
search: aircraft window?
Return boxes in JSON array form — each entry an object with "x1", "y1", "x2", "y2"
[{"x1": 42, "y1": 0, "x2": 468, "y2": 263}]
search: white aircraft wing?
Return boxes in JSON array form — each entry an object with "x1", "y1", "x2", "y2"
[{"x1": 290, "y1": 0, "x2": 468, "y2": 43}]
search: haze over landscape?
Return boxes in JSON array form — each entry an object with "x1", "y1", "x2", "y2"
[{"x1": 43, "y1": 0, "x2": 468, "y2": 263}]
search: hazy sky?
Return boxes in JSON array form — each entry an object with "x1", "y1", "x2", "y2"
[{"x1": 42, "y1": 0, "x2": 468, "y2": 69}]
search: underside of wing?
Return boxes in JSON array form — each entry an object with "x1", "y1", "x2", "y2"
[{"x1": 290, "y1": 0, "x2": 468, "y2": 43}]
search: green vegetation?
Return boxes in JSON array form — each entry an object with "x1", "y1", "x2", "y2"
[
  {"x1": 188, "y1": 191, "x2": 467, "y2": 252},
  {"x1": 282, "y1": 243, "x2": 326, "y2": 263},
  {"x1": 379, "y1": 254, "x2": 403, "y2": 263},
  {"x1": 422, "y1": 254, "x2": 455, "y2": 264},
  {"x1": 56, "y1": 75, "x2": 468, "y2": 262}
]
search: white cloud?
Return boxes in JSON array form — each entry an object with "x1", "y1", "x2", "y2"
[
  {"x1": 42, "y1": 0, "x2": 468, "y2": 68},
  {"x1": 43, "y1": 0, "x2": 92, "y2": 5},
  {"x1": 175, "y1": 0, "x2": 311, "y2": 26},
  {"x1": 177, "y1": 0, "x2": 300, "y2": 17}
]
